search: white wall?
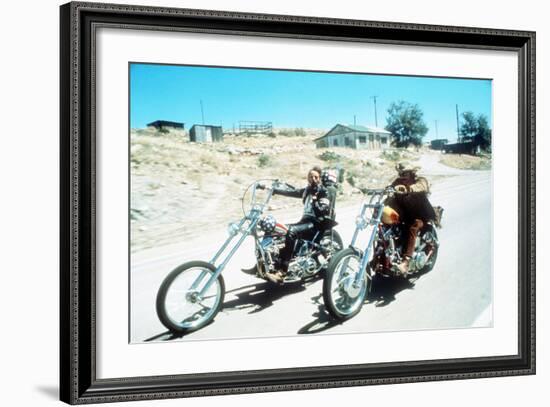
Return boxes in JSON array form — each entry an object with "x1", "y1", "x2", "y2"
[{"x1": 0, "y1": 0, "x2": 545, "y2": 406}]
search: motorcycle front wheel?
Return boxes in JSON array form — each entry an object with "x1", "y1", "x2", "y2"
[
  {"x1": 323, "y1": 248, "x2": 368, "y2": 320},
  {"x1": 156, "y1": 261, "x2": 225, "y2": 334}
]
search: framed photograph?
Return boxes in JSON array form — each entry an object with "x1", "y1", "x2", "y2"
[{"x1": 60, "y1": 1, "x2": 535, "y2": 404}]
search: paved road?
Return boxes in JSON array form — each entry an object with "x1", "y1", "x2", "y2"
[{"x1": 130, "y1": 155, "x2": 492, "y2": 342}]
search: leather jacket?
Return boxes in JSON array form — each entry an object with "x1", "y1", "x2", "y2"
[{"x1": 272, "y1": 183, "x2": 336, "y2": 226}]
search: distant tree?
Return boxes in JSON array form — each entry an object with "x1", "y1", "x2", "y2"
[
  {"x1": 459, "y1": 111, "x2": 477, "y2": 142},
  {"x1": 385, "y1": 101, "x2": 429, "y2": 147},
  {"x1": 460, "y1": 111, "x2": 492, "y2": 151}
]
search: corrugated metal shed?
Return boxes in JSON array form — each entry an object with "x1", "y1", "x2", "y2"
[{"x1": 189, "y1": 125, "x2": 223, "y2": 143}]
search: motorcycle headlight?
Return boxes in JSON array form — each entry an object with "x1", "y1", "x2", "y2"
[{"x1": 228, "y1": 222, "x2": 240, "y2": 236}]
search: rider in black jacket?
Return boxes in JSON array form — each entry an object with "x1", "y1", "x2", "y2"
[{"x1": 262, "y1": 166, "x2": 336, "y2": 283}]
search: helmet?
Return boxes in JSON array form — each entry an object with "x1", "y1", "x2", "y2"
[
  {"x1": 258, "y1": 215, "x2": 277, "y2": 233},
  {"x1": 322, "y1": 168, "x2": 338, "y2": 186},
  {"x1": 396, "y1": 163, "x2": 420, "y2": 176}
]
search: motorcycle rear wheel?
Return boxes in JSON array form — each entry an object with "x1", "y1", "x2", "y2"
[
  {"x1": 156, "y1": 261, "x2": 225, "y2": 334},
  {"x1": 323, "y1": 248, "x2": 368, "y2": 320}
]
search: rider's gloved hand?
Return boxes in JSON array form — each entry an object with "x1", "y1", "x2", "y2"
[
  {"x1": 256, "y1": 182, "x2": 266, "y2": 190},
  {"x1": 394, "y1": 184, "x2": 408, "y2": 194}
]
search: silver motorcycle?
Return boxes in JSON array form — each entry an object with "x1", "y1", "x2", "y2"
[
  {"x1": 156, "y1": 179, "x2": 342, "y2": 334},
  {"x1": 323, "y1": 186, "x2": 440, "y2": 320}
]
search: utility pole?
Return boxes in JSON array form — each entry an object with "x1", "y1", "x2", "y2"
[
  {"x1": 371, "y1": 96, "x2": 378, "y2": 127},
  {"x1": 200, "y1": 100, "x2": 205, "y2": 125},
  {"x1": 456, "y1": 104, "x2": 460, "y2": 143},
  {"x1": 354, "y1": 115, "x2": 356, "y2": 126}
]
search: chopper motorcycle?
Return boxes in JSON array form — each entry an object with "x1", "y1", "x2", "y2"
[
  {"x1": 156, "y1": 179, "x2": 343, "y2": 334},
  {"x1": 322, "y1": 186, "x2": 440, "y2": 321}
]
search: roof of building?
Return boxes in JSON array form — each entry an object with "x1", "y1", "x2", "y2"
[
  {"x1": 147, "y1": 120, "x2": 184, "y2": 127},
  {"x1": 344, "y1": 124, "x2": 391, "y2": 134},
  {"x1": 190, "y1": 124, "x2": 223, "y2": 129},
  {"x1": 314, "y1": 123, "x2": 391, "y2": 141}
]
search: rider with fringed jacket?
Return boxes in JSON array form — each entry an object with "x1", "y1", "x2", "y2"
[{"x1": 385, "y1": 163, "x2": 441, "y2": 275}]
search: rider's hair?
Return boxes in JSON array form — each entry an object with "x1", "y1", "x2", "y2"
[{"x1": 309, "y1": 166, "x2": 322, "y2": 176}]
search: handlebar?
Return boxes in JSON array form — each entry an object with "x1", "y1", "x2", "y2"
[
  {"x1": 241, "y1": 179, "x2": 284, "y2": 217},
  {"x1": 256, "y1": 179, "x2": 295, "y2": 191},
  {"x1": 363, "y1": 186, "x2": 395, "y2": 196}
]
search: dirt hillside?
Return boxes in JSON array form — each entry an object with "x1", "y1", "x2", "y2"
[{"x1": 130, "y1": 127, "x2": 424, "y2": 251}]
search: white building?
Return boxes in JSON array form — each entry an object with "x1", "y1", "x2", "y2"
[{"x1": 314, "y1": 124, "x2": 393, "y2": 149}]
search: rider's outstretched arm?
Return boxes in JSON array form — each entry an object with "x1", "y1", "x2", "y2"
[{"x1": 272, "y1": 185, "x2": 304, "y2": 198}]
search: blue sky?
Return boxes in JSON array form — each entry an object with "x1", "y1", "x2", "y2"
[{"x1": 130, "y1": 63, "x2": 492, "y2": 142}]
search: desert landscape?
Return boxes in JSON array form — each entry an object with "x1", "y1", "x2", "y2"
[{"x1": 130, "y1": 127, "x2": 490, "y2": 252}]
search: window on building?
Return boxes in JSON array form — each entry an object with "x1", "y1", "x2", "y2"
[{"x1": 359, "y1": 136, "x2": 367, "y2": 143}]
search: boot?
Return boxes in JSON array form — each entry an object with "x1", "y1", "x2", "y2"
[
  {"x1": 266, "y1": 261, "x2": 288, "y2": 284},
  {"x1": 265, "y1": 270, "x2": 284, "y2": 284}
]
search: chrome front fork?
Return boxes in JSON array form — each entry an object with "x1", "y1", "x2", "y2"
[
  {"x1": 352, "y1": 202, "x2": 384, "y2": 287},
  {"x1": 192, "y1": 216, "x2": 260, "y2": 297}
]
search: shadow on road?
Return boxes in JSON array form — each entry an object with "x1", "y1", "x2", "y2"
[
  {"x1": 145, "y1": 278, "x2": 319, "y2": 342},
  {"x1": 298, "y1": 293, "x2": 344, "y2": 334},
  {"x1": 222, "y1": 280, "x2": 310, "y2": 314},
  {"x1": 146, "y1": 272, "x2": 430, "y2": 341},
  {"x1": 367, "y1": 275, "x2": 417, "y2": 307},
  {"x1": 144, "y1": 318, "x2": 219, "y2": 341},
  {"x1": 297, "y1": 274, "x2": 424, "y2": 334}
]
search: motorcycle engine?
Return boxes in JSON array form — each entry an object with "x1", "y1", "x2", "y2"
[
  {"x1": 289, "y1": 255, "x2": 318, "y2": 278},
  {"x1": 409, "y1": 230, "x2": 437, "y2": 271},
  {"x1": 258, "y1": 236, "x2": 284, "y2": 272},
  {"x1": 383, "y1": 226, "x2": 402, "y2": 264}
]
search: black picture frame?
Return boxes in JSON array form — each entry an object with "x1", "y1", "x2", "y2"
[{"x1": 60, "y1": 1, "x2": 536, "y2": 404}]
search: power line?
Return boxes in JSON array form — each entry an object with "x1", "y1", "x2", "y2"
[
  {"x1": 370, "y1": 96, "x2": 378, "y2": 127},
  {"x1": 455, "y1": 104, "x2": 460, "y2": 142}
]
